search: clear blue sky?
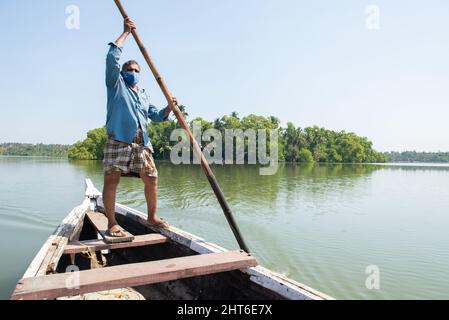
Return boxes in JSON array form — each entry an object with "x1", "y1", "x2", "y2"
[{"x1": 0, "y1": 0, "x2": 448, "y2": 151}]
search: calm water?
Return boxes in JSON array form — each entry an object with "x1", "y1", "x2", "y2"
[{"x1": 1, "y1": 157, "x2": 448, "y2": 299}]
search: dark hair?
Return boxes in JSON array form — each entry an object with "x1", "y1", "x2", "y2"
[{"x1": 122, "y1": 60, "x2": 141, "y2": 72}]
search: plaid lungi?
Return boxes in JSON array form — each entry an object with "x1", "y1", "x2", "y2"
[{"x1": 103, "y1": 128, "x2": 158, "y2": 178}]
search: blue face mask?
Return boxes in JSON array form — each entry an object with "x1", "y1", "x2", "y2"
[{"x1": 122, "y1": 71, "x2": 140, "y2": 86}]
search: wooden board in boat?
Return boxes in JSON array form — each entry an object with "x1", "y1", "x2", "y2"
[
  {"x1": 63, "y1": 234, "x2": 167, "y2": 254},
  {"x1": 12, "y1": 250, "x2": 257, "y2": 300},
  {"x1": 87, "y1": 211, "x2": 134, "y2": 243}
]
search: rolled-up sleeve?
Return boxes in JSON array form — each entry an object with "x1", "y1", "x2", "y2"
[
  {"x1": 148, "y1": 104, "x2": 169, "y2": 123},
  {"x1": 106, "y1": 42, "x2": 123, "y2": 88}
]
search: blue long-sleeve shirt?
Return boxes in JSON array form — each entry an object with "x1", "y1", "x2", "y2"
[{"x1": 105, "y1": 42, "x2": 168, "y2": 150}]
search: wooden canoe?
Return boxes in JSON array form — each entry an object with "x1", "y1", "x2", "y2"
[{"x1": 10, "y1": 179, "x2": 333, "y2": 300}]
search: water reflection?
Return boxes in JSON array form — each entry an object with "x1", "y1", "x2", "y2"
[{"x1": 66, "y1": 162, "x2": 393, "y2": 214}]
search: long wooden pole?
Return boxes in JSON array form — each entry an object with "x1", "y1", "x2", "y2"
[{"x1": 113, "y1": 0, "x2": 250, "y2": 253}]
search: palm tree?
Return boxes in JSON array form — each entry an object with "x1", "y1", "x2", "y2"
[
  {"x1": 173, "y1": 105, "x2": 189, "y2": 129},
  {"x1": 178, "y1": 105, "x2": 189, "y2": 119}
]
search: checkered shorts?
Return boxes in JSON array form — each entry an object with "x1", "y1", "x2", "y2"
[{"x1": 103, "y1": 128, "x2": 158, "y2": 178}]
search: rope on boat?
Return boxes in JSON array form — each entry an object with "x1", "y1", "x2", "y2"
[{"x1": 79, "y1": 246, "x2": 105, "y2": 269}]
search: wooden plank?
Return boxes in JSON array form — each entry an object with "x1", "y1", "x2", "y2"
[
  {"x1": 87, "y1": 211, "x2": 134, "y2": 244},
  {"x1": 12, "y1": 251, "x2": 257, "y2": 300},
  {"x1": 63, "y1": 234, "x2": 167, "y2": 254}
]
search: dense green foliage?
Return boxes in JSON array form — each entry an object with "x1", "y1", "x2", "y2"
[
  {"x1": 298, "y1": 149, "x2": 314, "y2": 163},
  {"x1": 68, "y1": 128, "x2": 107, "y2": 160},
  {"x1": 282, "y1": 123, "x2": 386, "y2": 163},
  {"x1": 384, "y1": 151, "x2": 449, "y2": 163},
  {"x1": 0, "y1": 143, "x2": 70, "y2": 158},
  {"x1": 67, "y1": 112, "x2": 386, "y2": 163}
]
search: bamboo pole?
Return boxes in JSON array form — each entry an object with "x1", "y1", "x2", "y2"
[{"x1": 113, "y1": 0, "x2": 250, "y2": 253}]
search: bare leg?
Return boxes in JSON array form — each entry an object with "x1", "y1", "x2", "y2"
[
  {"x1": 140, "y1": 172, "x2": 166, "y2": 225},
  {"x1": 103, "y1": 170, "x2": 122, "y2": 231}
]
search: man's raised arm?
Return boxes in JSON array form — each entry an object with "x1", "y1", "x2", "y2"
[{"x1": 105, "y1": 18, "x2": 136, "y2": 87}]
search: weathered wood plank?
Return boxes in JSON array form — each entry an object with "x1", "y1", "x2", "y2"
[
  {"x1": 63, "y1": 234, "x2": 167, "y2": 254},
  {"x1": 87, "y1": 211, "x2": 134, "y2": 244},
  {"x1": 12, "y1": 251, "x2": 257, "y2": 300}
]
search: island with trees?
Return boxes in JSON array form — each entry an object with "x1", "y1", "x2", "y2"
[
  {"x1": 66, "y1": 112, "x2": 387, "y2": 163},
  {"x1": 4, "y1": 112, "x2": 446, "y2": 164}
]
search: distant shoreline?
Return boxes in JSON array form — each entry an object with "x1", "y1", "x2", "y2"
[
  {"x1": 1, "y1": 155, "x2": 448, "y2": 166},
  {"x1": 0, "y1": 155, "x2": 67, "y2": 160},
  {"x1": 2, "y1": 141, "x2": 449, "y2": 164}
]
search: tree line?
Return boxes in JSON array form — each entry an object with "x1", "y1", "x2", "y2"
[
  {"x1": 384, "y1": 151, "x2": 449, "y2": 163},
  {"x1": 67, "y1": 112, "x2": 387, "y2": 163},
  {"x1": 0, "y1": 143, "x2": 70, "y2": 158}
]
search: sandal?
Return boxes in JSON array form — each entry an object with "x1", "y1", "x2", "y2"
[{"x1": 106, "y1": 226, "x2": 127, "y2": 237}]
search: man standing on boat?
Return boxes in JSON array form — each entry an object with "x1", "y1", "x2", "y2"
[{"x1": 103, "y1": 18, "x2": 175, "y2": 237}]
